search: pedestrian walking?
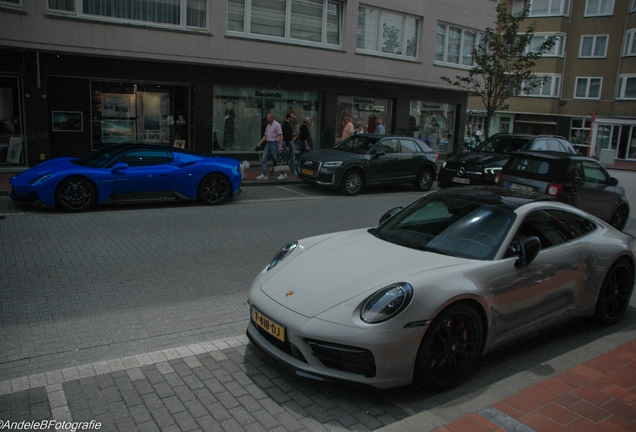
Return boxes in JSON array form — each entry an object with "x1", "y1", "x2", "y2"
[
  {"x1": 280, "y1": 113, "x2": 297, "y2": 179},
  {"x1": 352, "y1": 121, "x2": 364, "y2": 135},
  {"x1": 341, "y1": 116, "x2": 354, "y2": 140},
  {"x1": 475, "y1": 126, "x2": 483, "y2": 144},
  {"x1": 298, "y1": 117, "x2": 312, "y2": 163},
  {"x1": 375, "y1": 118, "x2": 385, "y2": 134},
  {"x1": 256, "y1": 114, "x2": 283, "y2": 180}
]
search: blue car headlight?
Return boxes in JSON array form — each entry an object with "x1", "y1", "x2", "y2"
[
  {"x1": 267, "y1": 241, "x2": 298, "y2": 271},
  {"x1": 360, "y1": 283, "x2": 413, "y2": 324},
  {"x1": 26, "y1": 174, "x2": 54, "y2": 185}
]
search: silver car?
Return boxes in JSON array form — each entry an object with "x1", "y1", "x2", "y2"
[{"x1": 247, "y1": 187, "x2": 635, "y2": 390}]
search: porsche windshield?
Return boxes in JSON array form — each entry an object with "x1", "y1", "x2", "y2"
[
  {"x1": 374, "y1": 196, "x2": 516, "y2": 260},
  {"x1": 334, "y1": 136, "x2": 380, "y2": 154}
]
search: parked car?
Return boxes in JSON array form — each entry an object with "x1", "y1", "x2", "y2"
[
  {"x1": 438, "y1": 134, "x2": 576, "y2": 188},
  {"x1": 495, "y1": 151, "x2": 630, "y2": 231},
  {"x1": 297, "y1": 134, "x2": 438, "y2": 195},
  {"x1": 246, "y1": 187, "x2": 635, "y2": 390},
  {"x1": 10, "y1": 143, "x2": 243, "y2": 212}
]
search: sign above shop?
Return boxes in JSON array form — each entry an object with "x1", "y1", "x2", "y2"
[{"x1": 255, "y1": 91, "x2": 283, "y2": 98}]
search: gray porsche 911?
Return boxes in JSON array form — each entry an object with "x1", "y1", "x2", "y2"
[{"x1": 247, "y1": 187, "x2": 635, "y2": 390}]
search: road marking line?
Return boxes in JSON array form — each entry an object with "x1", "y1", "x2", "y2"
[{"x1": 276, "y1": 185, "x2": 310, "y2": 197}]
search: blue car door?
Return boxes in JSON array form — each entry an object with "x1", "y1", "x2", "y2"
[{"x1": 109, "y1": 149, "x2": 176, "y2": 194}]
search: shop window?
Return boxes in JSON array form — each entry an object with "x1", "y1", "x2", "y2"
[
  {"x1": 228, "y1": 0, "x2": 341, "y2": 49},
  {"x1": 212, "y1": 86, "x2": 320, "y2": 152},
  {"x1": 465, "y1": 115, "x2": 485, "y2": 141},
  {"x1": 48, "y1": 0, "x2": 207, "y2": 30},
  {"x1": 617, "y1": 76, "x2": 636, "y2": 100},
  {"x1": 436, "y1": 23, "x2": 482, "y2": 67},
  {"x1": 574, "y1": 77, "x2": 602, "y2": 99},
  {"x1": 90, "y1": 81, "x2": 189, "y2": 151},
  {"x1": 0, "y1": 75, "x2": 24, "y2": 165},
  {"x1": 1, "y1": 0, "x2": 23, "y2": 9},
  {"x1": 409, "y1": 101, "x2": 455, "y2": 153},
  {"x1": 585, "y1": 0, "x2": 614, "y2": 16},
  {"x1": 580, "y1": 35, "x2": 608, "y2": 58},
  {"x1": 357, "y1": 6, "x2": 419, "y2": 60},
  {"x1": 570, "y1": 118, "x2": 592, "y2": 153},
  {"x1": 336, "y1": 96, "x2": 392, "y2": 144}
]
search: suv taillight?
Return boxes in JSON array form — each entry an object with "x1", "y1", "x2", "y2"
[
  {"x1": 494, "y1": 172, "x2": 502, "y2": 185},
  {"x1": 546, "y1": 184, "x2": 563, "y2": 197}
]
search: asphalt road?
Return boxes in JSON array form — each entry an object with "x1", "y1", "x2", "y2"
[{"x1": 1, "y1": 171, "x2": 635, "y2": 430}]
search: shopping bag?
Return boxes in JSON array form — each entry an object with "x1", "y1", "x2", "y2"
[{"x1": 274, "y1": 151, "x2": 290, "y2": 171}]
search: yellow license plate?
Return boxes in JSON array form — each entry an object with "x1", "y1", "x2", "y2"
[
  {"x1": 252, "y1": 306, "x2": 286, "y2": 342},
  {"x1": 302, "y1": 168, "x2": 314, "y2": 175}
]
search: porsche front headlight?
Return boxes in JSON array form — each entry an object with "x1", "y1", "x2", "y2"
[
  {"x1": 360, "y1": 283, "x2": 413, "y2": 324},
  {"x1": 266, "y1": 241, "x2": 298, "y2": 271}
]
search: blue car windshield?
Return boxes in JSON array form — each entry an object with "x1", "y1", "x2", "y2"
[
  {"x1": 374, "y1": 196, "x2": 516, "y2": 260},
  {"x1": 334, "y1": 136, "x2": 380, "y2": 154},
  {"x1": 71, "y1": 147, "x2": 128, "y2": 168}
]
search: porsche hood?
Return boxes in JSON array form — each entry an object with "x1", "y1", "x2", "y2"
[{"x1": 258, "y1": 228, "x2": 465, "y2": 317}]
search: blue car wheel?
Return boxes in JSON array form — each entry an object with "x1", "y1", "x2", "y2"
[
  {"x1": 55, "y1": 176, "x2": 97, "y2": 212},
  {"x1": 197, "y1": 173, "x2": 231, "y2": 205}
]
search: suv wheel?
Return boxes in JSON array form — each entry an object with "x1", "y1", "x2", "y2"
[{"x1": 341, "y1": 171, "x2": 364, "y2": 196}]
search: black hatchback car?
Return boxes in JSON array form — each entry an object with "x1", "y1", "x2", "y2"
[
  {"x1": 496, "y1": 151, "x2": 630, "y2": 231},
  {"x1": 297, "y1": 134, "x2": 438, "y2": 195},
  {"x1": 438, "y1": 134, "x2": 576, "y2": 188}
]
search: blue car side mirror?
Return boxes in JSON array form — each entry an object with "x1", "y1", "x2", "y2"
[{"x1": 111, "y1": 162, "x2": 129, "y2": 173}]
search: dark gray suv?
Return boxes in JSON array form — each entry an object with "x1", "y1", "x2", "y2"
[
  {"x1": 297, "y1": 134, "x2": 438, "y2": 195},
  {"x1": 496, "y1": 151, "x2": 630, "y2": 231},
  {"x1": 438, "y1": 134, "x2": 576, "y2": 188}
]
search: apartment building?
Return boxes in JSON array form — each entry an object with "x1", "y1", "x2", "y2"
[
  {"x1": 466, "y1": 0, "x2": 636, "y2": 168},
  {"x1": 0, "y1": 0, "x2": 497, "y2": 169}
]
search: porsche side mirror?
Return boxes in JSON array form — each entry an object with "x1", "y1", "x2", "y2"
[
  {"x1": 111, "y1": 162, "x2": 129, "y2": 173},
  {"x1": 379, "y1": 207, "x2": 402, "y2": 224},
  {"x1": 515, "y1": 236, "x2": 541, "y2": 268}
]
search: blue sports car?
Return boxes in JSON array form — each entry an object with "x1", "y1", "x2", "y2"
[{"x1": 10, "y1": 143, "x2": 243, "y2": 212}]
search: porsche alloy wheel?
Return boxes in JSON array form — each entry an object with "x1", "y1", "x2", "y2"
[
  {"x1": 55, "y1": 176, "x2": 96, "y2": 212},
  {"x1": 197, "y1": 173, "x2": 231, "y2": 205},
  {"x1": 414, "y1": 303, "x2": 484, "y2": 390},
  {"x1": 594, "y1": 259, "x2": 634, "y2": 325},
  {"x1": 415, "y1": 168, "x2": 435, "y2": 191},
  {"x1": 341, "y1": 171, "x2": 363, "y2": 196}
]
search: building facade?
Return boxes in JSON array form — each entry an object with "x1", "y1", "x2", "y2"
[
  {"x1": 466, "y1": 0, "x2": 636, "y2": 168},
  {"x1": 0, "y1": 0, "x2": 498, "y2": 171}
]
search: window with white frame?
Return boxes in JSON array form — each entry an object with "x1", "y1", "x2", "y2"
[
  {"x1": 585, "y1": 0, "x2": 614, "y2": 16},
  {"x1": 575, "y1": 77, "x2": 602, "y2": 99},
  {"x1": 520, "y1": 75, "x2": 561, "y2": 97},
  {"x1": 527, "y1": 33, "x2": 565, "y2": 56},
  {"x1": 48, "y1": 0, "x2": 207, "y2": 29},
  {"x1": 357, "y1": 6, "x2": 419, "y2": 59},
  {"x1": 436, "y1": 23, "x2": 481, "y2": 67},
  {"x1": 1, "y1": 0, "x2": 22, "y2": 9},
  {"x1": 229, "y1": 0, "x2": 342, "y2": 48},
  {"x1": 530, "y1": 0, "x2": 570, "y2": 16},
  {"x1": 631, "y1": 0, "x2": 636, "y2": 12},
  {"x1": 617, "y1": 76, "x2": 636, "y2": 99},
  {"x1": 580, "y1": 35, "x2": 608, "y2": 58},
  {"x1": 624, "y1": 30, "x2": 636, "y2": 56}
]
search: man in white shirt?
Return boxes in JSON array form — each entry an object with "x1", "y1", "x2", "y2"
[{"x1": 256, "y1": 114, "x2": 283, "y2": 180}]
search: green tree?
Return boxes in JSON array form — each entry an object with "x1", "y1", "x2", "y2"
[{"x1": 441, "y1": 4, "x2": 556, "y2": 139}]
